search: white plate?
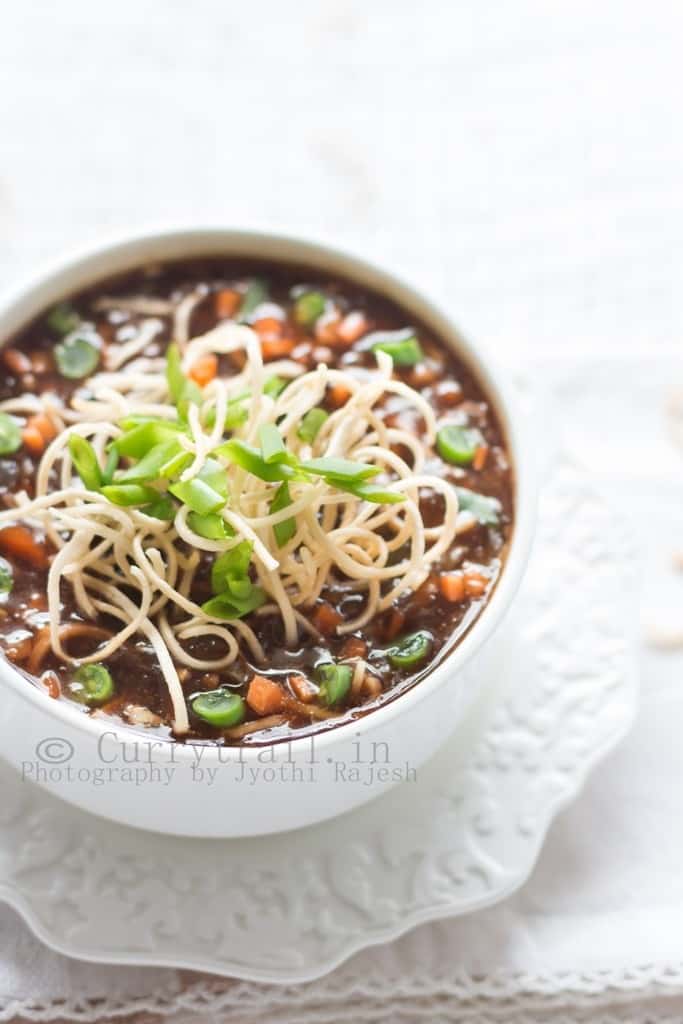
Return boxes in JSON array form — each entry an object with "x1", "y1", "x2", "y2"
[{"x1": 0, "y1": 456, "x2": 637, "y2": 983}]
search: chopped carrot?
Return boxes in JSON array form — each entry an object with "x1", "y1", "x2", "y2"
[
  {"x1": 439, "y1": 572, "x2": 466, "y2": 602},
  {"x1": 289, "y1": 673, "x2": 318, "y2": 704},
  {"x1": 260, "y1": 336, "x2": 296, "y2": 360},
  {"x1": 214, "y1": 288, "x2": 241, "y2": 319},
  {"x1": 327, "y1": 384, "x2": 352, "y2": 409},
  {"x1": 382, "y1": 607, "x2": 405, "y2": 641},
  {"x1": 315, "y1": 311, "x2": 341, "y2": 345},
  {"x1": 473, "y1": 445, "x2": 489, "y2": 471},
  {"x1": 23, "y1": 412, "x2": 57, "y2": 456},
  {"x1": 311, "y1": 601, "x2": 344, "y2": 637},
  {"x1": 0, "y1": 525, "x2": 50, "y2": 569},
  {"x1": 21, "y1": 425, "x2": 47, "y2": 455},
  {"x1": 188, "y1": 353, "x2": 218, "y2": 387},
  {"x1": 337, "y1": 311, "x2": 368, "y2": 344},
  {"x1": 254, "y1": 316, "x2": 283, "y2": 340},
  {"x1": 2, "y1": 348, "x2": 32, "y2": 375},
  {"x1": 464, "y1": 568, "x2": 489, "y2": 598},
  {"x1": 247, "y1": 674, "x2": 286, "y2": 716},
  {"x1": 339, "y1": 636, "x2": 368, "y2": 660}
]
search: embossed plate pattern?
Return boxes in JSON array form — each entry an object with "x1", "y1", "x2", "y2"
[{"x1": 0, "y1": 457, "x2": 637, "y2": 983}]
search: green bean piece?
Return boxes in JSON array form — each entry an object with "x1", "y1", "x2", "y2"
[
  {"x1": 68, "y1": 435, "x2": 103, "y2": 491},
  {"x1": 315, "y1": 662, "x2": 353, "y2": 706},
  {"x1": 46, "y1": 302, "x2": 80, "y2": 336},
  {"x1": 72, "y1": 664, "x2": 114, "y2": 706},
  {"x1": 0, "y1": 413, "x2": 22, "y2": 456},
  {"x1": 386, "y1": 630, "x2": 433, "y2": 669},
  {"x1": 454, "y1": 486, "x2": 501, "y2": 526},
  {"x1": 369, "y1": 328, "x2": 423, "y2": 366},
  {"x1": 297, "y1": 407, "x2": 328, "y2": 444},
  {"x1": 54, "y1": 330, "x2": 100, "y2": 379},
  {"x1": 436, "y1": 424, "x2": 484, "y2": 466},
  {"x1": 0, "y1": 556, "x2": 13, "y2": 597},
  {"x1": 191, "y1": 689, "x2": 246, "y2": 728},
  {"x1": 293, "y1": 290, "x2": 326, "y2": 328}
]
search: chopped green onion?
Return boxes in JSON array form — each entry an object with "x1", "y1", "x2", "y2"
[
  {"x1": 297, "y1": 407, "x2": 328, "y2": 444},
  {"x1": 187, "y1": 511, "x2": 234, "y2": 540},
  {"x1": 201, "y1": 588, "x2": 267, "y2": 620},
  {"x1": 0, "y1": 413, "x2": 22, "y2": 456},
  {"x1": 259, "y1": 423, "x2": 288, "y2": 464},
  {"x1": 140, "y1": 496, "x2": 176, "y2": 520},
  {"x1": 270, "y1": 482, "x2": 296, "y2": 547},
  {"x1": 315, "y1": 662, "x2": 353, "y2": 706},
  {"x1": 0, "y1": 557, "x2": 13, "y2": 597},
  {"x1": 303, "y1": 457, "x2": 380, "y2": 483},
  {"x1": 238, "y1": 278, "x2": 268, "y2": 322},
  {"x1": 159, "y1": 448, "x2": 193, "y2": 479},
  {"x1": 436, "y1": 424, "x2": 484, "y2": 466},
  {"x1": 191, "y1": 689, "x2": 246, "y2": 728},
  {"x1": 223, "y1": 398, "x2": 250, "y2": 431},
  {"x1": 54, "y1": 330, "x2": 100, "y2": 379},
  {"x1": 72, "y1": 664, "x2": 114, "y2": 706},
  {"x1": 68, "y1": 435, "x2": 103, "y2": 491},
  {"x1": 369, "y1": 328, "x2": 423, "y2": 366},
  {"x1": 293, "y1": 290, "x2": 326, "y2": 328},
  {"x1": 211, "y1": 540, "x2": 253, "y2": 594},
  {"x1": 116, "y1": 437, "x2": 183, "y2": 484},
  {"x1": 46, "y1": 302, "x2": 80, "y2": 336},
  {"x1": 216, "y1": 438, "x2": 296, "y2": 483},
  {"x1": 263, "y1": 375, "x2": 287, "y2": 399},
  {"x1": 101, "y1": 447, "x2": 119, "y2": 485},
  {"x1": 385, "y1": 630, "x2": 433, "y2": 669},
  {"x1": 118, "y1": 414, "x2": 185, "y2": 433},
  {"x1": 343, "y1": 481, "x2": 405, "y2": 504},
  {"x1": 101, "y1": 483, "x2": 160, "y2": 506},
  {"x1": 169, "y1": 476, "x2": 225, "y2": 515},
  {"x1": 115, "y1": 421, "x2": 183, "y2": 459},
  {"x1": 455, "y1": 486, "x2": 501, "y2": 526}
]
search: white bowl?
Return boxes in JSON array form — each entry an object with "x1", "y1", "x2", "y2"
[{"x1": 0, "y1": 229, "x2": 535, "y2": 837}]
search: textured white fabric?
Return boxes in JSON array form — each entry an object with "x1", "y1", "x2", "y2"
[{"x1": 1, "y1": 0, "x2": 682, "y2": 1020}]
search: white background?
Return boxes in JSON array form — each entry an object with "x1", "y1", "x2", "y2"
[{"x1": 1, "y1": 1, "x2": 683, "y2": 1021}]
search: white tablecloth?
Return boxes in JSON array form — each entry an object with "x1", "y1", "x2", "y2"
[{"x1": 1, "y1": 1, "x2": 682, "y2": 1020}]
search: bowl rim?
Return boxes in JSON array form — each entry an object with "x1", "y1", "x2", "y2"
[{"x1": 0, "y1": 226, "x2": 537, "y2": 762}]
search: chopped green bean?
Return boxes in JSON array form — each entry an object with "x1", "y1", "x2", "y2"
[
  {"x1": 72, "y1": 664, "x2": 114, "y2": 705},
  {"x1": 385, "y1": 630, "x2": 433, "y2": 669},
  {"x1": 0, "y1": 413, "x2": 22, "y2": 456},
  {"x1": 191, "y1": 689, "x2": 246, "y2": 728},
  {"x1": 54, "y1": 330, "x2": 100, "y2": 379},
  {"x1": 315, "y1": 662, "x2": 353, "y2": 706},
  {"x1": 436, "y1": 424, "x2": 484, "y2": 466},
  {"x1": 455, "y1": 486, "x2": 501, "y2": 526},
  {"x1": 369, "y1": 328, "x2": 423, "y2": 366},
  {"x1": 46, "y1": 302, "x2": 80, "y2": 336},
  {"x1": 293, "y1": 290, "x2": 326, "y2": 328}
]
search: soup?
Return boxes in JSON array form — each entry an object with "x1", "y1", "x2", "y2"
[{"x1": 0, "y1": 261, "x2": 513, "y2": 744}]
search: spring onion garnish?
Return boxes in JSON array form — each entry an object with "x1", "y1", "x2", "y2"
[
  {"x1": 72, "y1": 664, "x2": 114, "y2": 705},
  {"x1": 315, "y1": 662, "x2": 353, "y2": 706},
  {"x1": 68, "y1": 435, "x2": 103, "y2": 491},
  {"x1": 455, "y1": 486, "x2": 501, "y2": 526},
  {"x1": 46, "y1": 302, "x2": 80, "y2": 336},
  {"x1": 54, "y1": 329, "x2": 100, "y2": 379},
  {"x1": 436, "y1": 424, "x2": 484, "y2": 466},
  {"x1": 0, "y1": 413, "x2": 21, "y2": 456},
  {"x1": 166, "y1": 343, "x2": 202, "y2": 413},
  {"x1": 259, "y1": 423, "x2": 289, "y2": 464},
  {"x1": 303, "y1": 457, "x2": 380, "y2": 483},
  {"x1": 369, "y1": 328, "x2": 423, "y2": 366},
  {"x1": 270, "y1": 481, "x2": 296, "y2": 547},
  {"x1": 187, "y1": 511, "x2": 235, "y2": 540},
  {"x1": 191, "y1": 689, "x2": 246, "y2": 727},
  {"x1": 238, "y1": 278, "x2": 268, "y2": 322},
  {"x1": 100, "y1": 483, "x2": 160, "y2": 507},
  {"x1": 297, "y1": 407, "x2": 328, "y2": 444},
  {"x1": 263, "y1": 375, "x2": 287, "y2": 399},
  {"x1": 141, "y1": 496, "x2": 176, "y2": 520},
  {"x1": 202, "y1": 541, "x2": 266, "y2": 620},
  {"x1": 293, "y1": 290, "x2": 326, "y2": 328},
  {"x1": 116, "y1": 437, "x2": 186, "y2": 484},
  {"x1": 0, "y1": 556, "x2": 13, "y2": 597},
  {"x1": 385, "y1": 630, "x2": 433, "y2": 668},
  {"x1": 115, "y1": 420, "x2": 185, "y2": 460},
  {"x1": 217, "y1": 438, "x2": 297, "y2": 483}
]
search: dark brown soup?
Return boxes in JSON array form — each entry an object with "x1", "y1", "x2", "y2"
[{"x1": 0, "y1": 260, "x2": 513, "y2": 744}]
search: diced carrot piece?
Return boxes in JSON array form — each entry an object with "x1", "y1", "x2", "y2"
[
  {"x1": 464, "y1": 568, "x2": 489, "y2": 598},
  {"x1": 22, "y1": 425, "x2": 47, "y2": 455},
  {"x1": 246, "y1": 674, "x2": 286, "y2": 716},
  {"x1": 337, "y1": 311, "x2": 368, "y2": 344},
  {"x1": 311, "y1": 602, "x2": 344, "y2": 637},
  {"x1": 289, "y1": 673, "x2": 318, "y2": 703},
  {"x1": 473, "y1": 445, "x2": 489, "y2": 471},
  {"x1": 327, "y1": 384, "x2": 351, "y2": 409},
  {"x1": 315, "y1": 311, "x2": 341, "y2": 344},
  {"x1": 254, "y1": 316, "x2": 283, "y2": 340},
  {"x1": 382, "y1": 607, "x2": 405, "y2": 641},
  {"x1": 439, "y1": 572, "x2": 466, "y2": 602},
  {"x1": 260, "y1": 337, "x2": 296, "y2": 360},
  {"x1": 2, "y1": 348, "x2": 32, "y2": 375},
  {"x1": 214, "y1": 288, "x2": 241, "y2": 319},
  {"x1": 34, "y1": 413, "x2": 57, "y2": 442},
  {"x1": 339, "y1": 636, "x2": 368, "y2": 660},
  {"x1": 188, "y1": 353, "x2": 218, "y2": 387},
  {"x1": 0, "y1": 525, "x2": 50, "y2": 569}
]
